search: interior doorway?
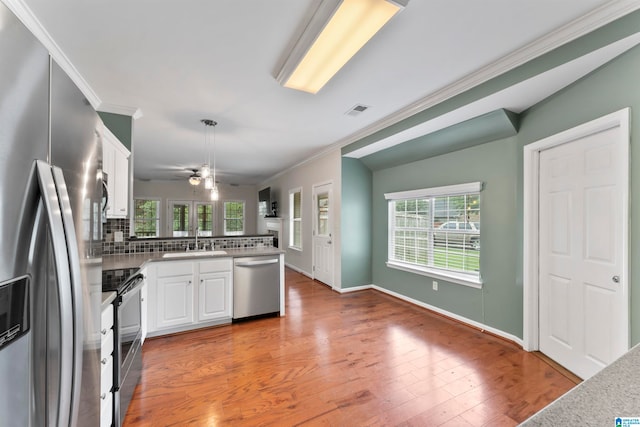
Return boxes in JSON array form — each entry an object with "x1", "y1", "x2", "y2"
[
  {"x1": 312, "y1": 182, "x2": 333, "y2": 287},
  {"x1": 523, "y1": 109, "x2": 629, "y2": 379}
]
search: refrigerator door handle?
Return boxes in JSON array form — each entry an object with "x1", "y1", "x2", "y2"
[
  {"x1": 51, "y1": 165, "x2": 85, "y2": 427},
  {"x1": 35, "y1": 160, "x2": 76, "y2": 427}
]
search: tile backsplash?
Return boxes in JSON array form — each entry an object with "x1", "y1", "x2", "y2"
[{"x1": 102, "y1": 219, "x2": 274, "y2": 255}]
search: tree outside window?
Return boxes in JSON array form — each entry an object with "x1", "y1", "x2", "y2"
[
  {"x1": 133, "y1": 199, "x2": 160, "y2": 238},
  {"x1": 224, "y1": 201, "x2": 244, "y2": 235}
]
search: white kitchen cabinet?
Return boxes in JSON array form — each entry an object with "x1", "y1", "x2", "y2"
[
  {"x1": 102, "y1": 124, "x2": 130, "y2": 219},
  {"x1": 198, "y1": 259, "x2": 233, "y2": 322},
  {"x1": 146, "y1": 257, "x2": 232, "y2": 336},
  {"x1": 156, "y1": 274, "x2": 194, "y2": 330},
  {"x1": 100, "y1": 302, "x2": 114, "y2": 427}
]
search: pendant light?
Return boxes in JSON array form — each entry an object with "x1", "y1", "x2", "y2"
[
  {"x1": 200, "y1": 119, "x2": 220, "y2": 201},
  {"x1": 199, "y1": 119, "x2": 214, "y2": 181}
]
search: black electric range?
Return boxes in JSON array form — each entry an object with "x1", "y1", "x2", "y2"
[
  {"x1": 101, "y1": 267, "x2": 144, "y2": 426},
  {"x1": 102, "y1": 267, "x2": 140, "y2": 293}
]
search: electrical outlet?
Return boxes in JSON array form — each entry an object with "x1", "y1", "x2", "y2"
[{"x1": 432, "y1": 281, "x2": 438, "y2": 291}]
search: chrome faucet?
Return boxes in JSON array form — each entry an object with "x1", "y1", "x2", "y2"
[{"x1": 195, "y1": 227, "x2": 199, "y2": 250}]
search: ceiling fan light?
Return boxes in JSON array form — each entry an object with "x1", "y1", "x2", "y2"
[
  {"x1": 189, "y1": 175, "x2": 201, "y2": 186},
  {"x1": 204, "y1": 175, "x2": 214, "y2": 189},
  {"x1": 200, "y1": 164, "x2": 210, "y2": 178}
]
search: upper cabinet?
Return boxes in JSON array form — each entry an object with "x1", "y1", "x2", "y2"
[{"x1": 102, "y1": 124, "x2": 131, "y2": 218}]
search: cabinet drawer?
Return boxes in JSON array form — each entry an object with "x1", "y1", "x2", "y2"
[
  {"x1": 100, "y1": 389, "x2": 113, "y2": 427},
  {"x1": 156, "y1": 261, "x2": 193, "y2": 277},
  {"x1": 199, "y1": 258, "x2": 232, "y2": 273},
  {"x1": 101, "y1": 304, "x2": 114, "y2": 330},
  {"x1": 100, "y1": 355, "x2": 113, "y2": 396},
  {"x1": 100, "y1": 329, "x2": 113, "y2": 360}
]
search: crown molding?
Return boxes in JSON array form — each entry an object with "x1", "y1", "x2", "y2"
[
  {"x1": 338, "y1": 0, "x2": 640, "y2": 152},
  {"x1": 1, "y1": 0, "x2": 102, "y2": 109},
  {"x1": 99, "y1": 103, "x2": 144, "y2": 120}
]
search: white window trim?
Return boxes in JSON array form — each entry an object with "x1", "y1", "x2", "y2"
[
  {"x1": 385, "y1": 182, "x2": 482, "y2": 200},
  {"x1": 386, "y1": 182, "x2": 482, "y2": 288},
  {"x1": 386, "y1": 261, "x2": 483, "y2": 288},
  {"x1": 289, "y1": 187, "x2": 302, "y2": 250},
  {"x1": 223, "y1": 200, "x2": 245, "y2": 236},
  {"x1": 133, "y1": 198, "x2": 161, "y2": 238}
]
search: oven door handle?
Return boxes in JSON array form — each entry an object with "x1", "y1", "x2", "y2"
[{"x1": 120, "y1": 273, "x2": 144, "y2": 297}]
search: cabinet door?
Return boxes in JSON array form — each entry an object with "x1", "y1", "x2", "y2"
[
  {"x1": 102, "y1": 140, "x2": 115, "y2": 217},
  {"x1": 156, "y1": 274, "x2": 194, "y2": 329},
  {"x1": 112, "y1": 148, "x2": 129, "y2": 216},
  {"x1": 198, "y1": 271, "x2": 231, "y2": 321}
]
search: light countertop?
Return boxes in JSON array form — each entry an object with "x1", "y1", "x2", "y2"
[
  {"x1": 520, "y1": 343, "x2": 640, "y2": 425},
  {"x1": 103, "y1": 247, "x2": 285, "y2": 271},
  {"x1": 101, "y1": 291, "x2": 116, "y2": 309}
]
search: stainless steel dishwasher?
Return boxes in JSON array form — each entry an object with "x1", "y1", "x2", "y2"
[{"x1": 233, "y1": 255, "x2": 280, "y2": 320}]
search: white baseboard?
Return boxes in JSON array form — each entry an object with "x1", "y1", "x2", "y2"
[
  {"x1": 338, "y1": 283, "x2": 523, "y2": 347},
  {"x1": 284, "y1": 263, "x2": 312, "y2": 278},
  {"x1": 337, "y1": 284, "x2": 374, "y2": 293}
]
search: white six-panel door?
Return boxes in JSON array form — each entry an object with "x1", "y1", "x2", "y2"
[
  {"x1": 538, "y1": 123, "x2": 627, "y2": 380},
  {"x1": 312, "y1": 183, "x2": 333, "y2": 287}
]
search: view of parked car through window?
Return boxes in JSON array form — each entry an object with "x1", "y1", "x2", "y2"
[{"x1": 389, "y1": 192, "x2": 480, "y2": 278}]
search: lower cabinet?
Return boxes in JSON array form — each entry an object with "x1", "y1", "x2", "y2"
[
  {"x1": 147, "y1": 258, "x2": 232, "y2": 336},
  {"x1": 100, "y1": 302, "x2": 114, "y2": 427}
]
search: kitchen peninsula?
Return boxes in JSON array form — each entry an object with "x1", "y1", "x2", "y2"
[{"x1": 103, "y1": 233, "x2": 285, "y2": 335}]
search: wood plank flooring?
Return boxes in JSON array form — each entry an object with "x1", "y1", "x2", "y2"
[{"x1": 124, "y1": 269, "x2": 577, "y2": 426}]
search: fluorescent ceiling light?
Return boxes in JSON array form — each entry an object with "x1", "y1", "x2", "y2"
[{"x1": 277, "y1": 0, "x2": 408, "y2": 94}]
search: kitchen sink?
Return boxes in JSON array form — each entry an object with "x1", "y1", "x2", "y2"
[{"x1": 162, "y1": 250, "x2": 227, "y2": 258}]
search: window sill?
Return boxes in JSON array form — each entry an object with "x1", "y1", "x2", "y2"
[
  {"x1": 289, "y1": 245, "x2": 302, "y2": 252},
  {"x1": 386, "y1": 261, "x2": 483, "y2": 289}
]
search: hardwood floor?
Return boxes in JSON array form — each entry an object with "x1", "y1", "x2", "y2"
[{"x1": 124, "y1": 269, "x2": 577, "y2": 426}]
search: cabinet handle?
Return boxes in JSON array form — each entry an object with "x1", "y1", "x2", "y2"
[
  {"x1": 119, "y1": 208, "x2": 125, "y2": 212},
  {"x1": 101, "y1": 328, "x2": 107, "y2": 335},
  {"x1": 101, "y1": 358, "x2": 108, "y2": 365},
  {"x1": 101, "y1": 393, "x2": 107, "y2": 400},
  {"x1": 141, "y1": 297, "x2": 144, "y2": 302},
  {"x1": 188, "y1": 280, "x2": 192, "y2": 285}
]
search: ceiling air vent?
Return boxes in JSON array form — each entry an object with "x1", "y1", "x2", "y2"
[{"x1": 345, "y1": 104, "x2": 370, "y2": 117}]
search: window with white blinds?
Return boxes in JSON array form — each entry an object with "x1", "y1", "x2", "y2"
[
  {"x1": 385, "y1": 182, "x2": 482, "y2": 287},
  {"x1": 289, "y1": 188, "x2": 302, "y2": 249}
]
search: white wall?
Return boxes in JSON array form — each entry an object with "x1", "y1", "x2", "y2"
[
  {"x1": 259, "y1": 148, "x2": 342, "y2": 289},
  {"x1": 133, "y1": 180, "x2": 258, "y2": 237}
]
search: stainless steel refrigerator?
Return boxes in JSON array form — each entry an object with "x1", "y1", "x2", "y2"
[{"x1": 0, "y1": 3, "x2": 103, "y2": 426}]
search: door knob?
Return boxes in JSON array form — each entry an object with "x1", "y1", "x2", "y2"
[{"x1": 612, "y1": 275, "x2": 620, "y2": 283}]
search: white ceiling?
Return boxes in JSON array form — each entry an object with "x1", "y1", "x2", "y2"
[{"x1": 15, "y1": 0, "x2": 629, "y2": 184}]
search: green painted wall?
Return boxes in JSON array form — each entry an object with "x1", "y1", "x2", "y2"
[
  {"x1": 98, "y1": 111, "x2": 132, "y2": 150},
  {"x1": 342, "y1": 10, "x2": 640, "y2": 157},
  {"x1": 341, "y1": 12, "x2": 640, "y2": 343},
  {"x1": 516, "y1": 43, "x2": 640, "y2": 345},
  {"x1": 371, "y1": 137, "x2": 519, "y2": 336},
  {"x1": 341, "y1": 158, "x2": 373, "y2": 287}
]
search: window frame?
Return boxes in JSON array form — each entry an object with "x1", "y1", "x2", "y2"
[
  {"x1": 133, "y1": 198, "x2": 161, "y2": 238},
  {"x1": 223, "y1": 200, "x2": 245, "y2": 236},
  {"x1": 385, "y1": 182, "x2": 483, "y2": 288},
  {"x1": 289, "y1": 187, "x2": 302, "y2": 250}
]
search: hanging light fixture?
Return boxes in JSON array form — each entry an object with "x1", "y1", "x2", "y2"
[
  {"x1": 199, "y1": 119, "x2": 213, "y2": 180},
  {"x1": 188, "y1": 169, "x2": 202, "y2": 186},
  {"x1": 200, "y1": 119, "x2": 220, "y2": 201}
]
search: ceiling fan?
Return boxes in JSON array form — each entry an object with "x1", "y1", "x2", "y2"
[{"x1": 186, "y1": 168, "x2": 202, "y2": 186}]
